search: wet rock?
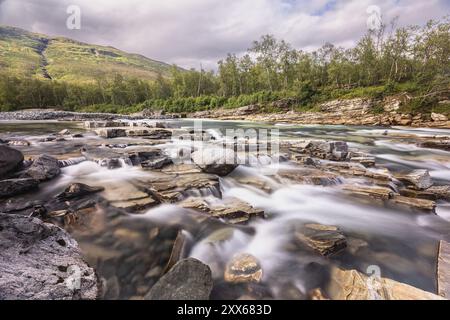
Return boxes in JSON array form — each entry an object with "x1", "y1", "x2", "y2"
[
  {"x1": 56, "y1": 183, "x2": 105, "y2": 200},
  {"x1": 191, "y1": 148, "x2": 238, "y2": 176},
  {"x1": 397, "y1": 170, "x2": 433, "y2": 190},
  {"x1": 22, "y1": 154, "x2": 61, "y2": 182},
  {"x1": 72, "y1": 133, "x2": 84, "y2": 138},
  {"x1": 81, "y1": 147, "x2": 131, "y2": 169},
  {"x1": 0, "y1": 178, "x2": 39, "y2": 198},
  {"x1": 391, "y1": 195, "x2": 436, "y2": 213},
  {"x1": 7, "y1": 139, "x2": 31, "y2": 146},
  {"x1": 309, "y1": 288, "x2": 329, "y2": 300},
  {"x1": 94, "y1": 128, "x2": 127, "y2": 138},
  {"x1": 348, "y1": 152, "x2": 376, "y2": 167},
  {"x1": 102, "y1": 182, "x2": 157, "y2": 211},
  {"x1": 276, "y1": 168, "x2": 341, "y2": 186},
  {"x1": 144, "y1": 258, "x2": 213, "y2": 300},
  {"x1": 418, "y1": 139, "x2": 450, "y2": 151},
  {"x1": 59, "y1": 129, "x2": 71, "y2": 135},
  {"x1": 224, "y1": 253, "x2": 263, "y2": 283},
  {"x1": 291, "y1": 140, "x2": 349, "y2": 161},
  {"x1": 342, "y1": 185, "x2": 394, "y2": 200},
  {"x1": 0, "y1": 145, "x2": 24, "y2": 178},
  {"x1": 141, "y1": 156, "x2": 172, "y2": 170},
  {"x1": 209, "y1": 198, "x2": 265, "y2": 224},
  {"x1": 0, "y1": 213, "x2": 98, "y2": 300},
  {"x1": 437, "y1": 240, "x2": 450, "y2": 298},
  {"x1": 327, "y1": 267, "x2": 443, "y2": 300},
  {"x1": 295, "y1": 224, "x2": 347, "y2": 257},
  {"x1": 163, "y1": 230, "x2": 188, "y2": 274},
  {"x1": 427, "y1": 186, "x2": 450, "y2": 200}
]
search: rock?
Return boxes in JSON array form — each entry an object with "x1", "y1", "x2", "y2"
[
  {"x1": 290, "y1": 140, "x2": 349, "y2": 161},
  {"x1": 391, "y1": 195, "x2": 436, "y2": 213},
  {"x1": 431, "y1": 113, "x2": 448, "y2": 122},
  {"x1": 94, "y1": 128, "x2": 127, "y2": 138},
  {"x1": 276, "y1": 169, "x2": 341, "y2": 186},
  {"x1": 427, "y1": 186, "x2": 450, "y2": 200},
  {"x1": 327, "y1": 267, "x2": 444, "y2": 300},
  {"x1": 224, "y1": 253, "x2": 263, "y2": 283},
  {"x1": 309, "y1": 288, "x2": 329, "y2": 300},
  {"x1": 396, "y1": 170, "x2": 433, "y2": 190},
  {"x1": 144, "y1": 258, "x2": 213, "y2": 300},
  {"x1": 7, "y1": 139, "x2": 31, "y2": 146},
  {"x1": 295, "y1": 224, "x2": 347, "y2": 257},
  {"x1": 418, "y1": 139, "x2": 450, "y2": 151},
  {"x1": 209, "y1": 198, "x2": 265, "y2": 224},
  {"x1": 81, "y1": 147, "x2": 131, "y2": 169},
  {"x1": 22, "y1": 154, "x2": 61, "y2": 182},
  {"x1": 59, "y1": 129, "x2": 71, "y2": 135},
  {"x1": 163, "y1": 230, "x2": 188, "y2": 274},
  {"x1": 0, "y1": 213, "x2": 98, "y2": 300},
  {"x1": 141, "y1": 156, "x2": 172, "y2": 170},
  {"x1": 0, "y1": 145, "x2": 24, "y2": 178},
  {"x1": 0, "y1": 178, "x2": 39, "y2": 198},
  {"x1": 56, "y1": 183, "x2": 105, "y2": 200},
  {"x1": 102, "y1": 181, "x2": 157, "y2": 211},
  {"x1": 342, "y1": 185, "x2": 394, "y2": 200},
  {"x1": 191, "y1": 148, "x2": 238, "y2": 176},
  {"x1": 437, "y1": 240, "x2": 450, "y2": 298}
]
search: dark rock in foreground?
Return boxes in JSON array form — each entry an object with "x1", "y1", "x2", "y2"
[
  {"x1": 144, "y1": 258, "x2": 213, "y2": 300},
  {"x1": 0, "y1": 145, "x2": 24, "y2": 179},
  {"x1": 0, "y1": 213, "x2": 98, "y2": 300},
  {"x1": 0, "y1": 178, "x2": 39, "y2": 198},
  {"x1": 22, "y1": 154, "x2": 61, "y2": 181},
  {"x1": 56, "y1": 183, "x2": 105, "y2": 200}
]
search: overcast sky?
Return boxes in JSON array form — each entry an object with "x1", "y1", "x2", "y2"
[{"x1": 0, "y1": 0, "x2": 449, "y2": 69}]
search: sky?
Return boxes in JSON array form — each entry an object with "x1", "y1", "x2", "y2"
[{"x1": 0, "y1": 0, "x2": 449, "y2": 69}]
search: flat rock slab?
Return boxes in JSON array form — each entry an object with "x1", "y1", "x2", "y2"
[
  {"x1": 327, "y1": 267, "x2": 443, "y2": 300},
  {"x1": 438, "y1": 240, "x2": 450, "y2": 298},
  {"x1": 0, "y1": 213, "x2": 98, "y2": 300},
  {"x1": 295, "y1": 224, "x2": 347, "y2": 257}
]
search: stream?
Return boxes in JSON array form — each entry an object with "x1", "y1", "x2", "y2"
[{"x1": 1, "y1": 119, "x2": 449, "y2": 299}]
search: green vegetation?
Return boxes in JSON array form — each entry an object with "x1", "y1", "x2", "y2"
[{"x1": 0, "y1": 17, "x2": 449, "y2": 115}]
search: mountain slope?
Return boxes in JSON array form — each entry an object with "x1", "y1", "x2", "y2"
[{"x1": 0, "y1": 25, "x2": 176, "y2": 83}]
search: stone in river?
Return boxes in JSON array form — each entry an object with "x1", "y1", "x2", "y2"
[
  {"x1": 56, "y1": 183, "x2": 105, "y2": 200},
  {"x1": 327, "y1": 267, "x2": 444, "y2": 300},
  {"x1": 58, "y1": 129, "x2": 71, "y2": 135},
  {"x1": 163, "y1": 230, "x2": 189, "y2": 274},
  {"x1": 102, "y1": 181, "x2": 157, "y2": 211},
  {"x1": 0, "y1": 213, "x2": 98, "y2": 300},
  {"x1": 0, "y1": 178, "x2": 39, "y2": 198},
  {"x1": 21, "y1": 154, "x2": 61, "y2": 182},
  {"x1": 0, "y1": 145, "x2": 24, "y2": 179},
  {"x1": 295, "y1": 224, "x2": 347, "y2": 257},
  {"x1": 342, "y1": 185, "x2": 394, "y2": 200},
  {"x1": 418, "y1": 139, "x2": 450, "y2": 151},
  {"x1": 396, "y1": 169, "x2": 433, "y2": 190},
  {"x1": 224, "y1": 253, "x2": 263, "y2": 283},
  {"x1": 94, "y1": 128, "x2": 127, "y2": 138},
  {"x1": 191, "y1": 148, "x2": 238, "y2": 176},
  {"x1": 390, "y1": 195, "x2": 436, "y2": 213},
  {"x1": 141, "y1": 156, "x2": 172, "y2": 170},
  {"x1": 437, "y1": 240, "x2": 450, "y2": 298},
  {"x1": 144, "y1": 258, "x2": 213, "y2": 300}
]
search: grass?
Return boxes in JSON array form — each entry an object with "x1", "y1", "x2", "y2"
[{"x1": 0, "y1": 25, "x2": 176, "y2": 83}]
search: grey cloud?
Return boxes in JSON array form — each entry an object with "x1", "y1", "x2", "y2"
[{"x1": 0, "y1": 0, "x2": 448, "y2": 70}]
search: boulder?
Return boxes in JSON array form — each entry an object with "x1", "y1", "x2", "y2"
[
  {"x1": 0, "y1": 145, "x2": 24, "y2": 178},
  {"x1": 56, "y1": 183, "x2": 105, "y2": 200},
  {"x1": 431, "y1": 113, "x2": 448, "y2": 122},
  {"x1": 144, "y1": 258, "x2": 213, "y2": 300},
  {"x1": 224, "y1": 253, "x2": 263, "y2": 283},
  {"x1": 342, "y1": 185, "x2": 394, "y2": 200},
  {"x1": 0, "y1": 213, "x2": 98, "y2": 300},
  {"x1": 396, "y1": 170, "x2": 433, "y2": 190},
  {"x1": 327, "y1": 267, "x2": 443, "y2": 300},
  {"x1": 191, "y1": 148, "x2": 238, "y2": 176},
  {"x1": 0, "y1": 178, "x2": 39, "y2": 198},
  {"x1": 437, "y1": 240, "x2": 450, "y2": 298},
  {"x1": 141, "y1": 156, "x2": 172, "y2": 170},
  {"x1": 59, "y1": 129, "x2": 71, "y2": 135},
  {"x1": 22, "y1": 154, "x2": 61, "y2": 182},
  {"x1": 295, "y1": 224, "x2": 347, "y2": 257}
]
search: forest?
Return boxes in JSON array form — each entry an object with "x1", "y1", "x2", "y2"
[{"x1": 0, "y1": 17, "x2": 449, "y2": 115}]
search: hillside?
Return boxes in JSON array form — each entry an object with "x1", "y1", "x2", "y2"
[{"x1": 0, "y1": 25, "x2": 175, "y2": 83}]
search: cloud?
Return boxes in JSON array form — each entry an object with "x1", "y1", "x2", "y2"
[{"x1": 0, "y1": 0, "x2": 448, "y2": 69}]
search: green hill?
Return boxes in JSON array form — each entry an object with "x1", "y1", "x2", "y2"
[{"x1": 0, "y1": 25, "x2": 176, "y2": 83}]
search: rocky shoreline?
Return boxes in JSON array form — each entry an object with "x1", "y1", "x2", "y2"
[{"x1": 0, "y1": 116, "x2": 449, "y2": 300}]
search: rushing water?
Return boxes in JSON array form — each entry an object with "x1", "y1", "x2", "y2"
[{"x1": 1, "y1": 119, "x2": 450, "y2": 299}]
